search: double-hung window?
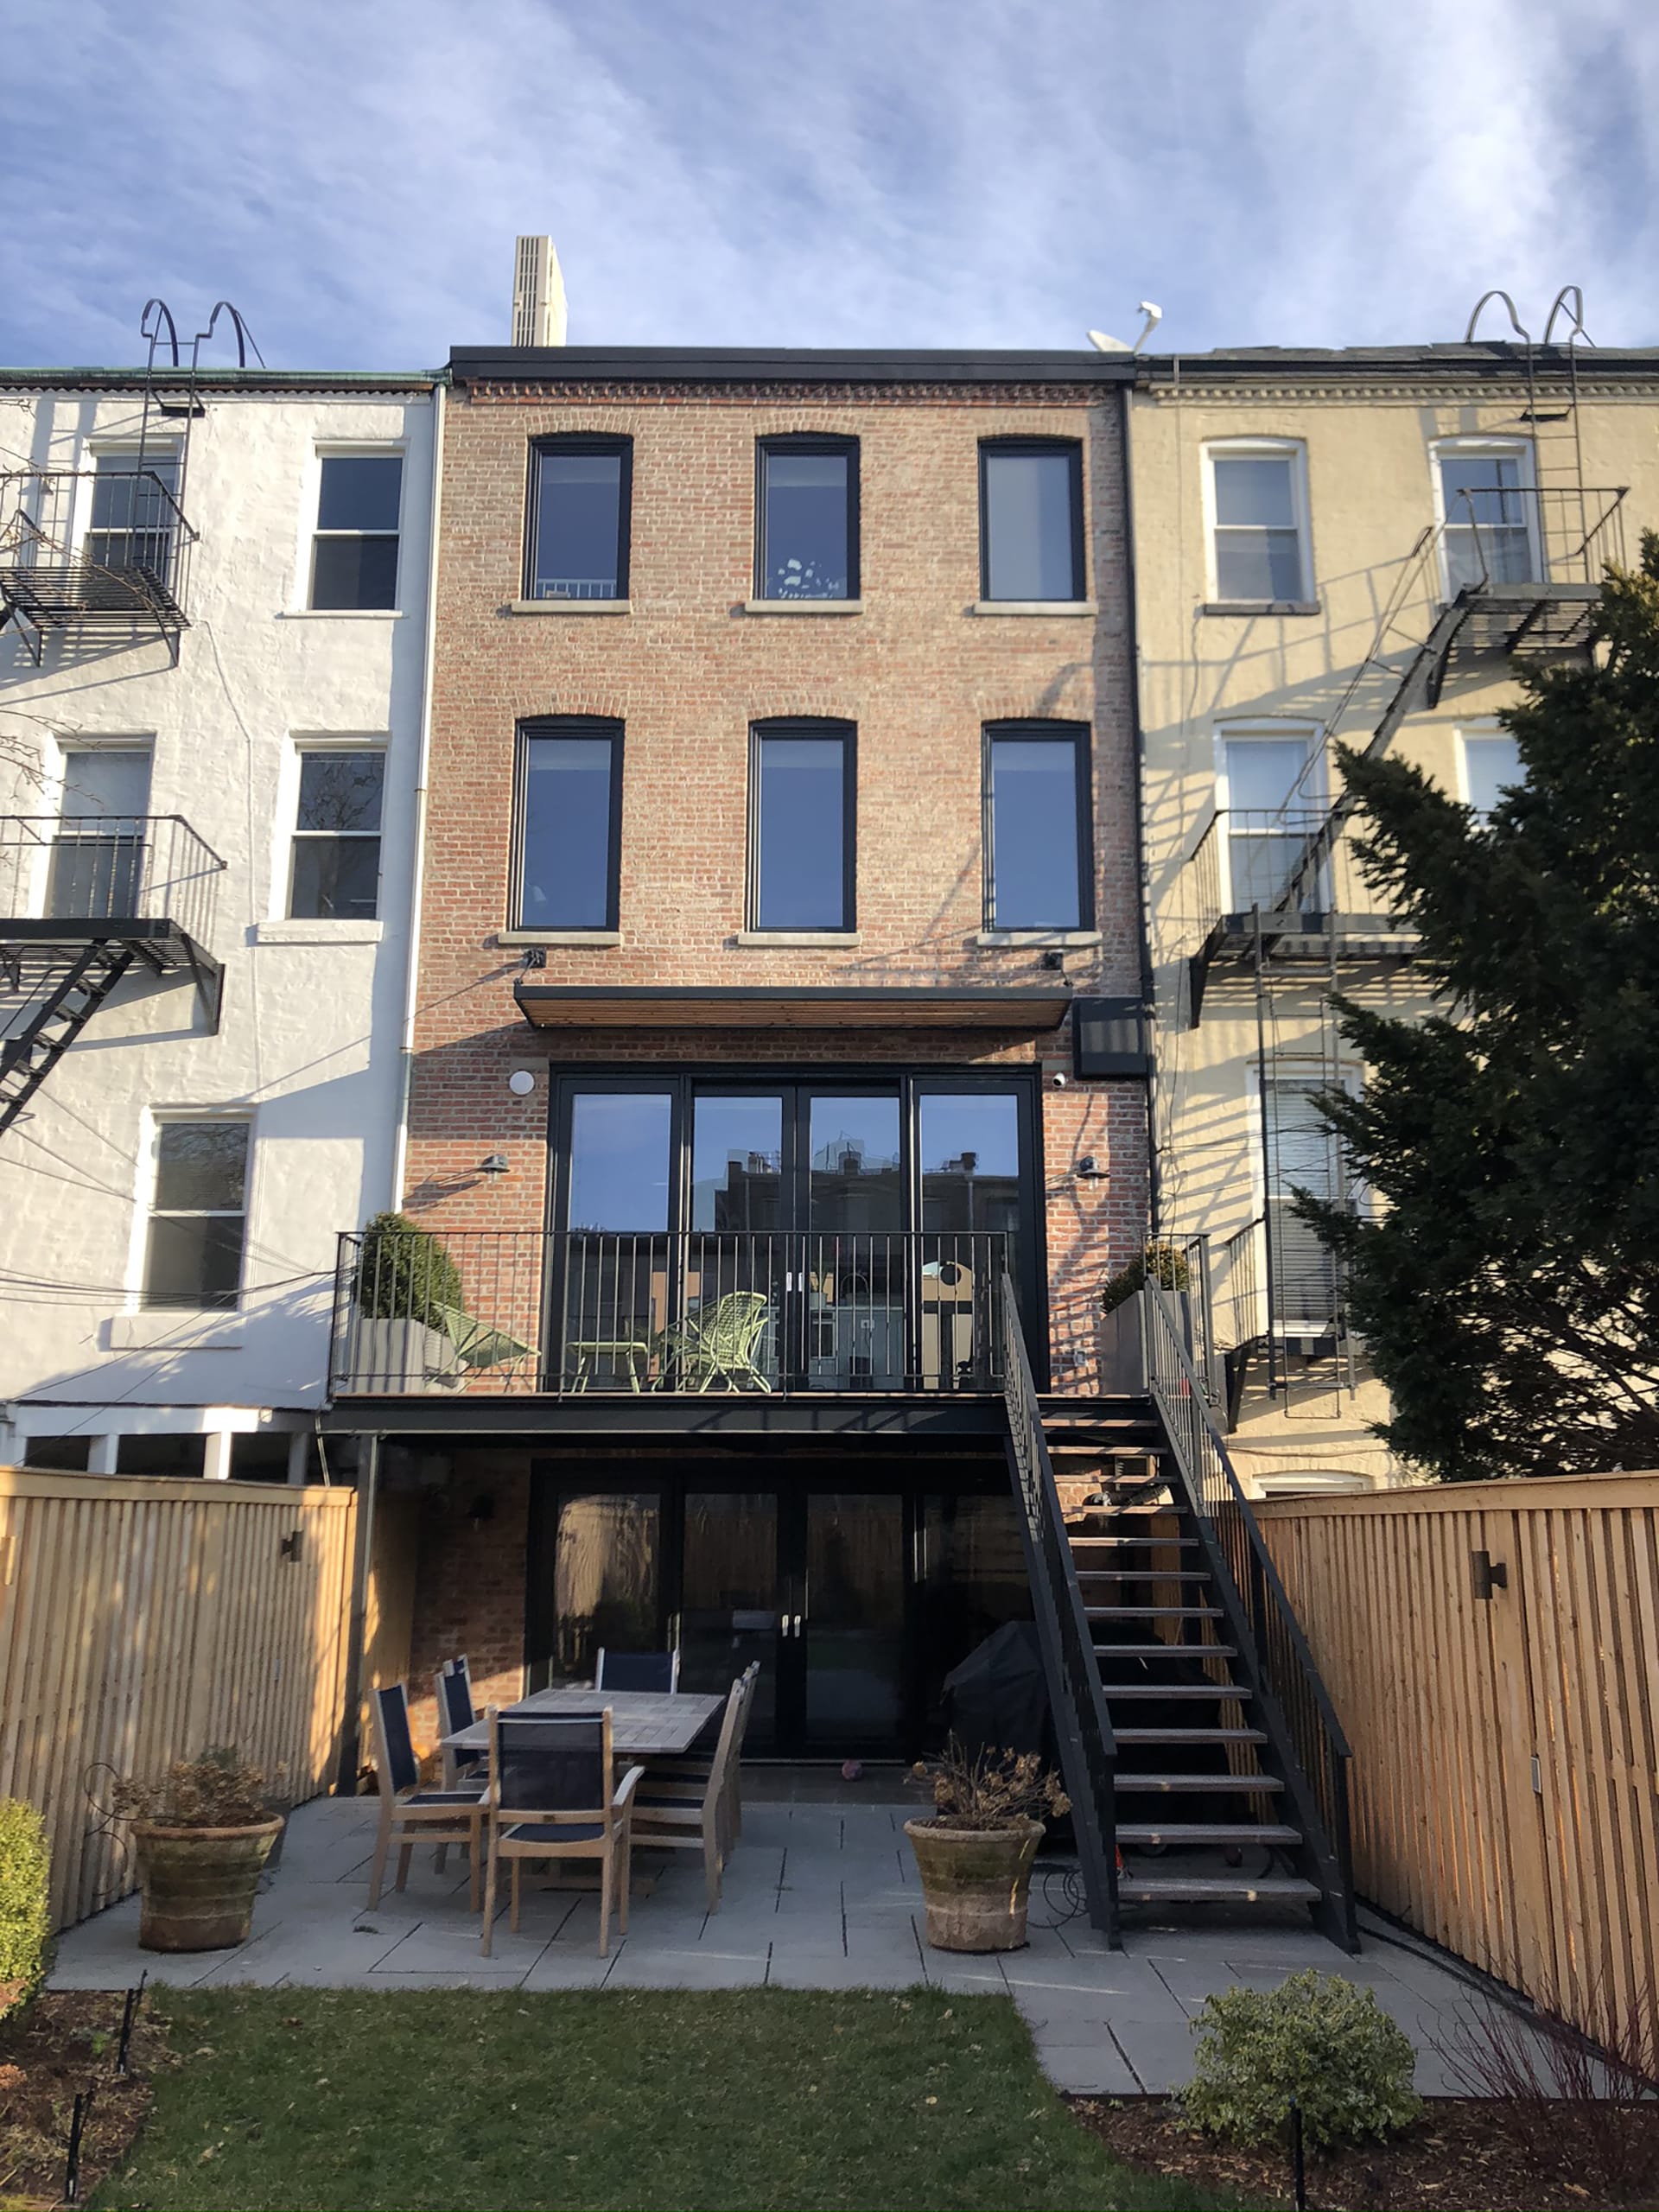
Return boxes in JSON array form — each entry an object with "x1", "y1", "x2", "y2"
[
  {"x1": 1218, "y1": 727, "x2": 1322, "y2": 912},
  {"x1": 309, "y1": 454, "x2": 403, "y2": 609},
  {"x1": 1436, "y1": 443, "x2": 1539, "y2": 594},
  {"x1": 1206, "y1": 443, "x2": 1310, "y2": 603},
  {"x1": 1459, "y1": 728, "x2": 1525, "y2": 820},
  {"x1": 289, "y1": 749, "x2": 385, "y2": 919},
  {"x1": 86, "y1": 450, "x2": 181, "y2": 584},
  {"x1": 516, "y1": 718, "x2": 622, "y2": 931},
  {"x1": 979, "y1": 441, "x2": 1084, "y2": 601},
  {"x1": 747, "y1": 720, "x2": 855, "y2": 931},
  {"x1": 142, "y1": 1121, "x2": 251, "y2": 1309},
  {"x1": 755, "y1": 437, "x2": 857, "y2": 600},
  {"x1": 983, "y1": 722, "x2": 1092, "y2": 931},
  {"x1": 527, "y1": 437, "x2": 631, "y2": 601}
]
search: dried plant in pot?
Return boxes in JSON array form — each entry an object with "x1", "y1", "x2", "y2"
[
  {"x1": 904, "y1": 1741, "x2": 1069, "y2": 1953},
  {"x1": 112, "y1": 1749, "x2": 284, "y2": 1953}
]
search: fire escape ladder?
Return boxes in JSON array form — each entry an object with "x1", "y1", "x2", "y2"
[{"x1": 0, "y1": 943, "x2": 139, "y2": 1133}]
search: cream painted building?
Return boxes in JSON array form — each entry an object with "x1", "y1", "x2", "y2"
[
  {"x1": 0, "y1": 354, "x2": 438, "y2": 1477},
  {"x1": 1128, "y1": 338, "x2": 1659, "y2": 1491}
]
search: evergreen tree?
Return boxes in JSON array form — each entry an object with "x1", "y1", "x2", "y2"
[{"x1": 1299, "y1": 538, "x2": 1659, "y2": 1479}]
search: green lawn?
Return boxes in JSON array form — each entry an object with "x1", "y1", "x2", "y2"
[{"x1": 102, "y1": 1986, "x2": 1238, "y2": 2211}]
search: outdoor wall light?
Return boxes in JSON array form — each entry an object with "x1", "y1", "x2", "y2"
[
  {"x1": 479, "y1": 1153, "x2": 510, "y2": 1178},
  {"x1": 1076, "y1": 1155, "x2": 1103, "y2": 1179},
  {"x1": 468, "y1": 1492, "x2": 495, "y2": 1529}
]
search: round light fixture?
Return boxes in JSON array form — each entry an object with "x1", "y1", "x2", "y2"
[{"x1": 508, "y1": 1070, "x2": 537, "y2": 1096}]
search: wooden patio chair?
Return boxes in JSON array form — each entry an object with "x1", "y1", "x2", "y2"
[
  {"x1": 435, "y1": 1656, "x2": 484, "y2": 1789},
  {"x1": 645, "y1": 1660, "x2": 757, "y2": 1840},
  {"x1": 658, "y1": 1289, "x2": 773, "y2": 1392},
  {"x1": 367, "y1": 1682, "x2": 485, "y2": 1912},
  {"x1": 629, "y1": 1672, "x2": 747, "y2": 1911},
  {"x1": 480, "y1": 1709, "x2": 645, "y2": 1959},
  {"x1": 594, "y1": 1646, "x2": 680, "y2": 1694}
]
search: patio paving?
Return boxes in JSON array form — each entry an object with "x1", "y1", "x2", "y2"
[{"x1": 51, "y1": 1793, "x2": 1505, "y2": 2094}]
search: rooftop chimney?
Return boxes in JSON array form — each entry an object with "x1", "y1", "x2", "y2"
[{"x1": 512, "y1": 237, "x2": 567, "y2": 346}]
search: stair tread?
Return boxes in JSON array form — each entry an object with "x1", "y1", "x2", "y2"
[
  {"x1": 1084, "y1": 1606, "x2": 1222, "y2": 1618},
  {"x1": 1115, "y1": 1727, "x2": 1268, "y2": 1744},
  {"x1": 1119, "y1": 1874, "x2": 1320, "y2": 1903},
  {"x1": 1103, "y1": 1683, "x2": 1252, "y2": 1699},
  {"x1": 1116, "y1": 1773, "x2": 1282, "y2": 1790},
  {"x1": 1095, "y1": 1643, "x2": 1237, "y2": 1658},
  {"x1": 1070, "y1": 1536, "x2": 1197, "y2": 1548},
  {"x1": 1116, "y1": 1823, "x2": 1300, "y2": 1845}
]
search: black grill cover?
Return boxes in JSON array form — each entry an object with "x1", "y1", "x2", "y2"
[{"x1": 942, "y1": 1620, "x2": 1052, "y2": 1764}]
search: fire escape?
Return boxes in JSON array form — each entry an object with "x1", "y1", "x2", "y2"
[
  {"x1": 0, "y1": 302, "x2": 251, "y2": 1132},
  {"x1": 1176, "y1": 295, "x2": 1629, "y2": 1422}
]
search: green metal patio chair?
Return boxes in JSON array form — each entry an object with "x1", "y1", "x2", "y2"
[{"x1": 656, "y1": 1289, "x2": 774, "y2": 1393}]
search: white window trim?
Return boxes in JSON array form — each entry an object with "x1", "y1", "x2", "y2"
[
  {"x1": 35, "y1": 738, "x2": 156, "y2": 921},
  {"x1": 1453, "y1": 719, "x2": 1524, "y2": 817},
  {"x1": 1201, "y1": 438, "x2": 1313, "y2": 607},
  {"x1": 130, "y1": 1109, "x2": 256, "y2": 1314},
  {"x1": 272, "y1": 733, "x2": 390, "y2": 925},
  {"x1": 302, "y1": 443, "x2": 407, "y2": 613},
  {"x1": 74, "y1": 444, "x2": 183, "y2": 565},
  {"x1": 1429, "y1": 436, "x2": 1541, "y2": 600},
  {"x1": 1212, "y1": 721, "x2": 1325, "y2": 912}
]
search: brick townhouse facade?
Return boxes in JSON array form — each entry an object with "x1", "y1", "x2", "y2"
[{"x1": 326, "y1": 346, "x2": 1152, "y2": 1763}]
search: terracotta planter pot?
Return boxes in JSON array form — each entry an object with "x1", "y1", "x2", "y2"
[
  {"x1": 904, "y1": 1815, "x2": 1045, "y2": 1952},
  {"x1": 132, "y1": 1818, "x2": 283, "y2": 1952}
]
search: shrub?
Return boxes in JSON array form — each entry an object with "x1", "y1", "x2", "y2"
[
  {"x1": 0, "y1": 1798, "x2": 51, "y2": 2016},
  {"x1": 1179, "y1": 1969, "x2": 1421, "y2": 2152},
  {"x1": 354, "y1": 1210, "x2": 464, "y2": 1325},
  {"x1": 1102, "y1": 1240, "x2": 1190, "y2": 1314},
  {"x1": 111, "y1": 1747, "x2": 278, "y2": 1829},
  {"x1": 908, "y1": 1740, "x2": 1069, "y2": 1830}
]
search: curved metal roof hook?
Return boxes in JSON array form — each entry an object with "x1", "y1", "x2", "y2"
[
  {"x1": 1542, "y1": 286, "x2": 1595, "y2": 348},
  {"x1": 1464, "y1": 289, "x2": 1532, "y2": 346},
  {"x1": 140, "y1": 299, "x2": 181, "y2": 369},
  {"x1": 191, "y1": 301, "x2": 266, "y2": 371}
]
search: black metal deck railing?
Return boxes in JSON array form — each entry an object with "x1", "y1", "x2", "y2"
[
  {"x1": 999, "y1": 1270, "x2": 1120, "y2": 1941},
  {"x1": 1140, "y1": 1276, "x2": 1357, "y2": 1947},
  {"x1": 0, "y1": 468, "x2": 197, "y2": 662},
  {"x1": 0, "y1": 816, "x2": 225, "y2": 956},
  {"x1": 331, "y1": 1227, "x2": 1011, "y2": 1396}
]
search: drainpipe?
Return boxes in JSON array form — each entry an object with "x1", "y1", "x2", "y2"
[
  {"x1": 1121, "y1": 368, "x2": 1163, "y2": 1238},
  {"x1": 333, "y1": 1431, "x2": 380, "y2": 1795},
  {"x1": 389, "y1": 372, "x2": 447, "y2": 1210}
]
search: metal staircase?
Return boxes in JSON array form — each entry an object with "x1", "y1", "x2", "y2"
[
  {"x1": 0, "y1": 943, "x2": 140, "y2": 1128},
  {"x1": 1000, "y1": 1270, "x2": 1357, "y2": 1951}
]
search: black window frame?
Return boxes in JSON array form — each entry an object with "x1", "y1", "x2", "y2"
[
  {"x1": 746, "y1": 717, "x2": 858, "y2": 934},
  {"x1": 524, "y1": 435, "x2": 633, "y2": 603},
  {"x1": 140, "y1": 1117, "x2": 251, "y2": 1312},
  {"x1": 753, "y1": 435, "x2": 860, "y2": 602},
  {"x1": 982, "y1": 720, "x2": 1095, "y2": 932},
  {"x1": 308, "y1": 451, "x2": 404, "y2": 612},
  {"x1": 286, "y1": 747, "x2": 386, "y2": 922},
  {"x1": 513, "y1": 715, "x2": 625, "y2": 933},
  {"x1": 977, "y1": 437, "x2": 1085, "y2": 603}
]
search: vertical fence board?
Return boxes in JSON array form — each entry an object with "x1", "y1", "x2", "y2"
[{"x1": 1259, "y1": 1472, "x2": 1659, "y2": 2046}]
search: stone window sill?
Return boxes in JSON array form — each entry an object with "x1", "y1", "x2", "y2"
[
  {"x1": 976, "y1": 929, "x2": 1102, "y2": 948},
  {"x1": 497, "y1": 929, "x2": 621, "y2": 947},
  {"x1": 507, "y1": 599, "x2": 631, "y2": 615},
  {"x1": 253, "y1": 919, "x2": 385, "y2": 945},
  {"x1": 971, "y1": 601, "x2": 1096, "y2": 617},
  {"x1": 280, "y1": 608, "x2": 405, "y2": 620},
  {"x1": 1200, "y1": 601, "x2": 1322, "y2": 617},
  {"x1": 741, "y1": 599, "x2": 863, "y2": 615},
  {"x1": 734, "y1": 930, "x2": 863, "y2": 947}
]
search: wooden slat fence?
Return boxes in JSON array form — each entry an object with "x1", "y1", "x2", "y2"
[
  {"x1": 1257, "y1": 1472, "x2": 1659, "y2": 2046},
  {"x1": 0, "y1": 1470, "x2": 359, "y2": 1931}
]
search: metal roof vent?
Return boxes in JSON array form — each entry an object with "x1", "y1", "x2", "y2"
[{"x1": 512, "y1": 237, "x2": 567, "y2": 346}]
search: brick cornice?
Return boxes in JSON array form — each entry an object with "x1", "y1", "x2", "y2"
[{"x1": 465, "y1": 380, "x2": 1115, "y2": 410}]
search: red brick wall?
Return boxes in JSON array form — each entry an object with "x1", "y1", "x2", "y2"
[
  {"x1": 404, "y1": 1452, "x2": 531, "y2": 1752},
  {"x1": 407, "y1": 375, "x2": 1149, "y2": 1383}
]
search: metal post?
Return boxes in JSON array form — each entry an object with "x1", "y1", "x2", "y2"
[
  {"x1": 332, "y1": 1433, "x2": 381, "y2": 1796},
  {"x1": 1252, "y1": 906, "x2": 1280, "y2": 1398}
]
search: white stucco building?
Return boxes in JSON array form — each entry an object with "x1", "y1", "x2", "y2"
[{"x1": 0, "y1": 354, "x2": 439, "y2": 1477}]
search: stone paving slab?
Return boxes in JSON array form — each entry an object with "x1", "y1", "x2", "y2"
[{"x1": 49, "y1": 1796, "x2": 1511, "y2": 2092}]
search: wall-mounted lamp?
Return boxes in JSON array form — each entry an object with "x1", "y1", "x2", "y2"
[
  {"x1": 1041, "y1": 949, "x2": 1067, "y2": 972},
  {"x1": 1076, "y1": 1155, "x2": 1103, "y2": 1179},
  {"x1": 479, "y1": 1154, "x2": 510, "y2": 1179},
  {"x1": 279, "y1": 1529, "x2": 304, "y2": 1563},
  {"x1": 468, "y1": 1491, "x2": 496, "y2": 1529}
]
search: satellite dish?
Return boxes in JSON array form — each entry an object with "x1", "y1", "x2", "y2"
[
  {"x1": 1087, "y1": 302, "x2": 1164, "y2": 355},
  {"x1": 1087, "y1": 329, "x2": 1130, "y2": 353}
]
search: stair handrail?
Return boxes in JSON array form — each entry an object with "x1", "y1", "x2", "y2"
[
  {"x1": 998, "y1": 1269, "x2": 1120, "y2": 1942},
  {"x1": 1140, "y1": 1275, "x2": 1357, "y2": 1944}
]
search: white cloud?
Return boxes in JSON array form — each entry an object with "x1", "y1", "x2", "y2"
[{"x1": 0, "y1": 0, "x2": 1654, "y2": 369}]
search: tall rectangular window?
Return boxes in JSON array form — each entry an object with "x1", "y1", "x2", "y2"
[
  {"x1": 1459, "y1": 729, "x2": 1524, "y2": 819},
  {"x1": 309, "y1": 454, "x2": 402, "y2": 610},
  {"x1": 142, "y1": 1122, "x2": 250, "y2": 1309},
  {"x1": 289, "y1": 750, "x2": 385, "y2": 919},
  {"x1": 1208, "y1": 446, "x2": 1308, "y2": 602},
  {"x1": 748, "y1": 721, "x2": 855, "y2": 931},
  {"x1": 528, "y1": 438, "x2": 631, "y2": 601},
  {"x1": 1219, "y1": 728, "x2": 1321, "y2": 910},
  {"x1": 86, "y1": 452, "x2": 181, "y2": 582},
  {"x1": 983, "y1": 723, "x2": 1090, "y2": 931},
  {"x1": 517, "y1": 718, "x2": 622, "y2": 931},
  {"x1": 755, "y1": 438, "x2": 856, "y2": 599},
  {"x1": 1437, "y1": 447, "x2": 1538, "y2": 593},
  {"x1": 980, "y1": 442, "x2": 1084, "y2": 601}
]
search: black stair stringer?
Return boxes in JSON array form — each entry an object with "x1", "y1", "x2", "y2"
[{"x1": 0, "y1": 941, "x2": 138, "y2": 1134}]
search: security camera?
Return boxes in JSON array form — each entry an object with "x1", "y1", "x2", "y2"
[{"x1": 1052, "y1": 1071, "x2": 1069, "y2": 1088}]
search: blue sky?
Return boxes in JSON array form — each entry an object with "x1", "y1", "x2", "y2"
[{"x1": 3, "y1": 0, "x2": 1656, "y2": 372}]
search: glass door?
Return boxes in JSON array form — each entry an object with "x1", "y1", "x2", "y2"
[
  {"x1": 801, "y1": 1091, "x2": 904, "y2": 1389},
  {"x1": 793, "y1": 1491, "x2": 907, "y2": 1752},
  {"x1": 558, "y1": 1088, "x2": 675, "y2": 1388},
  {"x1": 525, "y1": 1486, "x2": 664, "y2": 1689},
  {"x1": 680, "y1": 1489, "x2": 782, "y2": 1748}
]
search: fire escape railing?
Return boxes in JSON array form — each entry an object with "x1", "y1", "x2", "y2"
[
  {"x1": 999, "y1": 1269, "x2": 1120, "y2": 1942},
  {"x1": 0, "y1": 468, "x2": 198, "y2": 664},
  {"x1": 0, "y1": 816, "x2": 225, "y2": 957},
  {"x1": 1140, "y1": 1276, "x2": 1357, "y2": 1948}
]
